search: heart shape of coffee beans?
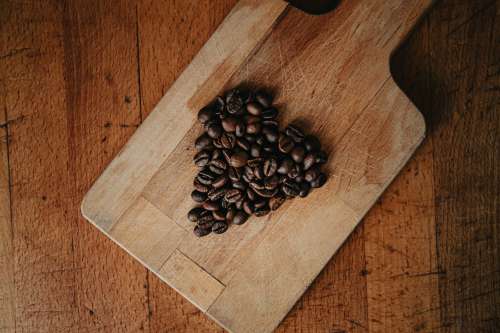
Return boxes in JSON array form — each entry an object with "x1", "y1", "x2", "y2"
[{"x1": 188, "y1": 88, "x2": 328, "y2": 237}]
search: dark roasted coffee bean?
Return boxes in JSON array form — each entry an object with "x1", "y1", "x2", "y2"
[
  {"x1": 188, "y1": 207, "x2": 204, "y2": 222},
  {"x1": 209, "y1": 163, "x2": 225, "y2": 175},
  {"x1": 299, "y1": 181, "x2": 311, "y2": 197},
  {"x1": 262, "y1": 119, "x2": 279, "y2": 127},
  {"x1": 222, "y1": 149, "x2": 232, "y2": 163},
  {"x1": 288, "y1": 163, "x2": 302, "y2": 179},
  {"x1": 212, "y1": 210, "x2": 226, "y2": 221},
  {"x1": 194, "y1": 225, "x2": 211, "y2": 237},
  {"x1": 246, "y1": 102, "x2": 263, "y2": 116},
  {"x1": 222, "y1": 117, "x2": 239, "y2": 132},
  {"x1": 212, "y1": 221, "x2": 228, "y2": 234},
  {"x1": 279, "y1": 174, "x2": 288, "y2": 184},
  {"x1": 262, "y1": 157, "x2": 278, "y2": 177},
  {"x1": 221, "y1": 198, "x2": 231, "y2": 209},
  {"x1": 303, "y1": 153, "x2": 316, "y2": 170},
  {"x1": 246, "y1": 188, "x2": 257, "y2": 201},
  {"x1": 285, "y1": 125, "x2": 305, "y2": 142},
  {"x1": 247, "y1": 157, "x2": 263, "y2": 168},
  {"x1": 235, "y1": 198, "x2": 244, "y2": 210},
  {"x1": 211, "y1": 159, "x2": 227, "y2": 170},
  {"x1": 195, "y1": 134, "x2": 213, "y2": 150},
  {"x1": 277, "y1": 157, "x2": 294, "y2": 174},
  {"x1": 261, "y1": 107, "x2": 278, "y2": 120},
  {"x1": 225, "y1": 189, "x2": 243, "y2": 203},
  {"x1": 232, "y1": 181, "x2": 247, "y2": 190},
  {"x1": 191, "y1": 190, "x2": 207, "y2": 203},
  {"x1": 193, "y1": 178, "x2": 210, "y2": 192},
  {"x1": 254, "y1": 206, "x2": 270, "y2": 217},
  {"x1": 291, "y1": 145, "x2": 306, "y2": 163},
  {"x1": 226, "y1": 207, "x2": 236, "y2": 222},
  {"x1": 203, "y1": 201, "x2": 219, "y2": 211},
  {"x1": 254, "y1": 199, "x2": 267, "y2": 209},
  {"x1": 213, "y1": 137, "x2": 224, "y2": 149},
  {"x1": 198, "y1": 106, "x2": 214, "y2": 124},
  {"x1": 232, "y1": 211, "x2": 248, "y2": 225},
  {"x1": 264, "y1": 175, "x2": 279, "y2": 190},
  {"x1": 208, "y1": 188, "x2": 226, "y2": 201},
  {"x1": 316, "y1": 150, "x2": 328, "y2": 164},
  {"x1": 220, "y1": 132, "x2": 236, "y2": 149},
  {"x1": 310, "y1": 172, "x2": 326, "y2": 188},
  {"x1": 269, "y1": 194, "x2": 286, "y2": 210},
  {"x1": 250, "y1": 143, "x2": 261, "y2": 158},
  {"x1": 305, "y1": 166, "x2": 320, "y2": 182},
  {"x1": 244, "y1": 166, "x2": 255, "y2": 181},
  {"x1": 228, "y1": 167, "x2": 241, "y2": 182},
  {"x1": 254, "y1": 187, "x2": 278, "y2": 198},
  {"x1": 243, "y1": 200, "x2": 254, "y2": 215},
  {"x1": 197, "y1": 169, "x2": 216, "y2": 185},
  {"x1": 242, "y1": 173, "x2": 252, "y2": 183},
  {"x1": 262, "y1": 143, "x2": 274, "y2": 153},
  {"x1": 255, "y1": 90, "x2": 272, "y2": 108},
  {"x1": 262, "y1": 126, "x2": 279, "y2": 143},
  {"x1": 193, "y1": 150, "x2": 211, "y2": 167},
  {"x1": 226, "y1": 89, "x2": 244, "y2": 114},
  {"x1": 213, "y1": 95, "x2": 225, "y2": 112},
  {"x1": 212, "y1": 149, "x2": 222, "y2": 160},
  {"x1": 249, "y1": 181, "x2": 265, "y2": 191},
  {"x1": 256, "y1": 135, "x2": 265, "y2": 145},
  {"x1": 246, "y1": 122, "x2": 262, "y2": 134},
  {"x1": 235, "y1": 122, "x2": 246, "y2": 137},
  {"x1": 245, "y1": 114, "x2": 261, "y2": 125},
  {"x1": 212, "y1": 175, "x2": 228, "y2": 188},
  {"x1": 254, "y1": 166, "x2": 265, "y2": 180},
  {"x1": 207, "y1": 122, "x2": 223, "y2": 139},
  {"x1": 245, "y1": 134, "x2": 256, "y2": 143},
  {"x1": 304, "y1": 135, "x2": 321, "y2": 152},
  {"x1": 230, "y1": 151, "x2": 248, "y2": 168},
  {"x1": 278, "y1": 135, "x2": 294, "y2": 153},
  {"x1": 236, "y1": 138, "x2": 250, "y2": 151},
  {"x1": 282, "y1": 180, "x2": 300, "y2": 197},
  {"x1": 295, "y1": 174, "x2": 304, "y2": 182}
]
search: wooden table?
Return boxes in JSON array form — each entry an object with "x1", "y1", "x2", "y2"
[{"x1": 0, "y1": 0, "x2": 498, "y2": 332}]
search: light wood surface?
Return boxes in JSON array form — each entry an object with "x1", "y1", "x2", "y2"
[
  {"x1": 2, "y1": 0, "x2": 499, "y2": 332},
  {"x1": 81, "y1": 0, "x2": 432, "y2": 331}
]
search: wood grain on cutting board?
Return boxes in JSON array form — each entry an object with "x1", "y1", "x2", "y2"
[{"x1": 81, "y1": 0, "x2": 432, "y2": 332}]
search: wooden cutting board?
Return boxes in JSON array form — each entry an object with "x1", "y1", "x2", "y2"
[{"x1": 81, "y1": 0, "x2": 431, "y2": 332}]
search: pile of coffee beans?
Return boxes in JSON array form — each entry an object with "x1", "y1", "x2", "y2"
[{"x1": 188, "y1": 88, "x2": 328, "y2": 237}]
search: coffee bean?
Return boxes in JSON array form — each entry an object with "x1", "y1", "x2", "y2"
[
  {"x1": 232, "y1": 211, "x2": 249, "y2": 225},
  {"x1": 208, "y1": 188, "x2": 226, "y2": 201},
  {"x1": 232, "y1": 181, "x2": 247, "y2": 190},
  {"x1": 263, "y1": 126, "x2": 279, "y2": 143},
  {"x1": 203, "y1": 201, "x2": 219, "y2": 211},
  {"x1": 304, "y1": 135, "x2": 321, "y2": 152},
  {"x1": 261, "y1": 107, "x2": 278, "y2": 120},
  {"x1": 212, "y1": 210, "x2": 226, "y2": 221},
  {"x1": 221, "y1": 198, "x2": 231, "y2": 209},
  {"x1": 235, "y1": 198, "x2": 244, "y2": 210},
  {"x1": 291, "y1": 145, "x2": 306, "y2": 163},
  {"x1": 193, "y1": 178, "x2": 210, "y2": 192},
  {"x1": 212, "y1": 221, "x2": 228, "y2": 234},
  {"x1": 197, "y1": 169, "x2": 216, "y2": 185},
  {"x1": 303, "y1": 153, "x2": 316, "y2": 170},
  {"x1": 197, "y1": 106, "x2": 214, "y2": 124},
  {"x1": 254, "y1": 187, "x2": 279, "y2": 198},
  {"x1": 242, "y1": 173, "x2": 252, "y2": 183},
  {"x1": 212, "y1": 149, "x2": 222, "y2": 160},
  {"x1": 209, "y1": 163, "x2": 225, "y2": 175},
  {"x1": 188, "y1": 207, "x2": 204, "y2": 222},
  {"x1": 226, "y1": 89, "x2": 244, "y2": 114},
  {"x1": 255, "y1": 90, "x2": 272, "y2": 108},
  {"x1": 285, "y1": 125, "x2": 305, "y2": 142},
  {"x1": 250, "y1": 143, "x2": 261, "y2": 157},
  {"x1": 226, "y1": 207, "x2": 236, "y2": 222},
  {"x1": 245, "y1": 114, "x2": 261, "y2": 125},
  {"x1": 254, "y1": 206, "x2": 270, "y2": 217},
  {"x1": 222, "y1": 149, "x2": 232, "y2": 164},
  {"x1": 245, "y1": 134, "x2": 256, "y2": 143},
  {"x1": 194, "y1": 225, "x2": 211, "y2": 237},
  {"x1": 269, "y1": 194, "x2": 286, "y2": 210},
  {"x1": 295, "y1": 174, "x2": 304, "y2": 182},
  {"x1": 254, "y1": 166, "x2": 265, "y2": 180},
  {"x1": 244, "y1": 166, "x2": 255, "y2": 181},
  {"x1": 310, "y1": 172, "x2": 326, "y2": 188},
  {"x1": 263, "y1": 157, "x2": 278, "y2": 177},
  {"x1": 228, "y1": 167, "x2": 241, "y2": 182},
  {"x1": 247, "y1": 158, "x2": 263, "y2": 168},
  {"x1": 236, "y1": 138, "x2": 250, "y2": 151},
  {"x1": 213, "y1": 137, "x2": 224, "y2": 149},
  {"x1": 191, "y1": 190, "x2": 207, "y2": 202},
  {"x1": 213, "y1": 95, "x2": 225, "y2": 112},
  {"x1": 222, "y1": 117, "x2": 239, "y2": 132},
  {"x1": 230, "y1": 151, "x2": 248, "y2": 167},
  {"x1": 282, "y1": 180, "x2": 300, "y2": 197},
  {"x1": 277, "y1": 157, "x2": 294, "y2": 174},
  {"x1": 316, "y1": 150, "x2": 328, "y2": 164},
  {"x1": 220, "y1": 132, "x2": 236, "y2": 149},
  {"x1": 288, "y1": 163, "x2": 302, "y2": 179},
  {"x1": 279, "y1": 174, "x2": 288, "y2": 184},
  {"x1": 212, "y1": 175, "x2": 228, "y2": 188},
  {"x1": 299, "y1": 181, "x2": 311, "y2": 197},
  {"x1": 264, "y1": 175, "x2": 279, "y2": 190},
  {"x1": 225, "y1": 189, "x2": 243, "y2": 203},
  {"x1": 235, "y1": 122, "x2": 246, "y2": 137},
  {"x1": 195, "y1": 134, "x2": 213, "y2": 150},
  {"x1": 305, "y1": 166, "x2": 320, "y2": 182},
  {"x1": 211, "y1": 159, "x2": 227, "y2": 170},
  {"x1": 246, "y1": 188, "x2": 257, "y2": 201},
  {"x1": 243, "y1": 200, "x2": 254, "y2": 215},
  {"x1": 262, "y1": 143, "x2": 274, "y2": 153},
  {"x1": 254, "y1": 199, "x2": 267, "y2": 209},
  {"x1": 278, "y1": 135, "x2": 294, "y2": 153},
  {"x1": 207, "y1": 122, "x2": 223, "y2": 139},
  {"x1": 249, "y1": 181, "x2": 265, "y2": 191},
  {"x1": 246, "y1": 102, "x2": 263, "y2": 116},
  {"x1": 246, "y1": 122, "x2": 262, "y2": 134},
  {"x1": 256, "y1": 135, "x2": 265, "y2": 145}
]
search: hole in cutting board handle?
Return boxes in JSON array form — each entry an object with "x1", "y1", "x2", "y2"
[{"x1": 285, "y1": 0, "x2": 340, "y2": 15}]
